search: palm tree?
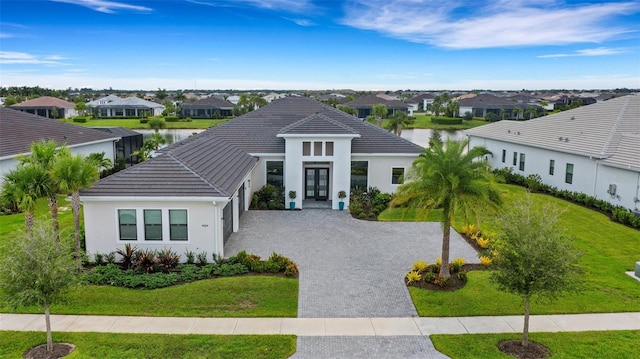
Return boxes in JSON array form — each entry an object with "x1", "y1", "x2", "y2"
[
  {"x1": 19, "y1": 140, "x2": 67, "y2": 237},
  {"x1": 384, "y1": 111, "x2": 414, "y2": 135},
  {"x1": 392, "y1": 139, "x2": 502, "y2": 278},
  {"x1": 513, "y1": 108, "x2": 522, "y2": 120},
  {"x1": 87, "y1": 152, "x2": 113, "y2": 172},
  {"x1": 148, "y1": 118, "x2": 166, "y2": 133},
  {"x1": 51, "y1": 153, "x2": 99, "y2": 257},
  {"x1": 2, "y1": 164, "x2": 49, "y2": 232}
]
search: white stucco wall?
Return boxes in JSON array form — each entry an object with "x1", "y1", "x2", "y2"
[
  {"x1": 351, "y1": 154, "x2": 418, "y2": 194},
  {"x1": 82, "y1": 198, "x2": 224, "y2": 261},
  {"x1": 468, "y1": 136, "x2": 640, "y2": 211}
]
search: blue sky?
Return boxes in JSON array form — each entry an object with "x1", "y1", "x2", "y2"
[{"x1": 1, "y1": 0, "x2": 639, "y2": 90}]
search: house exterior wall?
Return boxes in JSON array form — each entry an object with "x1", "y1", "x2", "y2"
[
  {"x1": 468, "y1": 136, "x2": 640, "y2": 211},
  {"x1": 351, "y1": 154, "x2": 418, "y2": 194},
  {"x1": 82, "y1": 198, "x2": 224, "y2": 261}
]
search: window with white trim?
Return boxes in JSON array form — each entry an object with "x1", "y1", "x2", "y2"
[
  {"x1": 144, "y1": 209, "x2": 162, "y2": 241},
  {"x1": 118, "y1": 209, "x2": 137, "y2": 241},
  {"x1": 169, "y1": 210, "x2": 188, "y2": 241},
  {"x1": 565, "y1": 163, "x2": 574, "y2": 184},
  {"x1": 519, "y1": 153, "x2": 526, "y2": 171},
  {"x1": 549, "y1": 159, "x2": 555, "y2": 175}
]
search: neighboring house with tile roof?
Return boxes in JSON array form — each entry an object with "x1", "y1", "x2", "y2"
[
  {"x1": 458, "y1": 93, "x2": 540, "y2": 119},
  {"x1": 80, "y1": 97, "x2": 423, "y2": 259},
  {"x1": 90, "y1": 96, "x2": 165, "y2": 117},
  {"x1": 9, "y1": 96, "x2": 77, "y2": 119},
  {"x1": 407, "y1": 93, "x2": 435, "y2": 112},
  {"x1": 180, "y1": 96, "x2": 234, "y2": 118},
  {"x1": 466, "y1": 94, "x2": 640, "y2": 212},
  {"x1": 344, "y1": 96, "x2": 410, "y2": 118},
  {"x1": 0, "y1": 107, "x2": 119, "y2": 181}
]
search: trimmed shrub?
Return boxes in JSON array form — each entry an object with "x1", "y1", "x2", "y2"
[{"x1": 73, "y1": 116, "x2": 88, "y2": 123}]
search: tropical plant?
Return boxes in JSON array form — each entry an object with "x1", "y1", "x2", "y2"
[
  {"x1": 135, "y1": 249, "x2": 158, "y2": 273},
  {"x1": 148, "y1": 118, "x2": 166, "y2": 133},
  {"x1": 406, "y1": 271, "x2": 422, "y2": 284},
  {"x1": 116, "y1": 243, "x2": 138, "y2": 270},
  {"x1": 87, "y1": 152, "x2": 113, "y2": 171},
  {"x1": 1, "y1": 163, "x2": 49, "y2": 232},
  {"x1": 384, "y1": 111, "x2": 414, "y2": 135},
  {"x1": 411, "y1": 260, "x2": 429, "y2": 272},
  {"x1": 491, "y1": 198, "x2": 583, "y2": 348},
  {"x1": 372, "y1": 103, "x2": 388, "y2": 126},
  {"x1": 391, "y1": 138, "x2": 502, "y2": 278},
  {"x1": 156, "y1": 248, "x2": 181, "y2": 273},
  {"x1": 51, "y1": 153, "x2": 100, "y2": 258},
  {"x1": 338, "y1": 190, "x2": 347, "y2": 200},
  {"x1": 0, "y1": 219, "x2": 79, "y2": 353}
]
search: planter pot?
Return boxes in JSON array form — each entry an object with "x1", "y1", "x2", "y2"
[
  {"x1": 289, "y1": 202, "x2": 295, "y2": 210},
  {"x1": 339, "y1": 201, "x2": 345, "y2": 211}
]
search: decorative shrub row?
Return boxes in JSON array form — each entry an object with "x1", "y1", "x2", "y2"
[
  {"x1": 431, "y1": 116, "x2": 463, "y2": 125},
  {"x1": 349, "y1": 186, "x2": 393, "y2": 220},
  {"x1": 250, "y1": 184, "x2": 285, "y2": 210},
  {"x1": 85, "y1": 246, "x2": 298, "y2": 289},
  {"x1": 493, "y1": 167, "x2": 639, "y2": 229},
  {"x1": 72, "y1": 116, "x2": 89, "y2": 123}
]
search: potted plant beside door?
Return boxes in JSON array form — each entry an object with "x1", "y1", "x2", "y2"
[
  {"x1": 288, "y1": 190, "x2": 296, "y2": 211},
  {"x1": 338, "y1": 190, "x2": 347, "y2": 211}
]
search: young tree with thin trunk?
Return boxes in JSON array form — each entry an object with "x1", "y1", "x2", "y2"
[
  {"x1": 51, "y1": 153, "x2": 99, "y2": 258},
  {"x1": 392, "y1": 139, "x2": 502, "y2": 278},
  {"x1": 0, "y1": 220, "x2": 79, "y2": 353},
  {"x1": 490, "y1": 198, "x2": 582, "y2": 347}
]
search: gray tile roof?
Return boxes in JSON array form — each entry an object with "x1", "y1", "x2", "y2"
[
  {"x1": 182, "y1": 96, "x2": 233, "y2": 109},
  {"x1": 81, "y1": 136, "x2": 257, "y2": 197},
  {"x1": 458, "y1": 94, "x2": 520, "y2": 108},
  {"x1": 93, "y1": 97, "x2": 164, "y2": 109},
  {"x1": 278, "y1": 113, "x2": 359, "y2": 135},
  {"x1": 90, "y1": 127, "x2": 142, "y2": 137},
  {"x1": 344, "y1": 96, "x2": 408, "y2": 109},
  {"x1": 0, "y1": 107, "x2": 119, "y2": 159},
  {"x1": 466, "y1": 94, "x2": 640, "y2": 167},
  {"x1": 83, "y1": 97, "x2": 422, "y2": 198}
]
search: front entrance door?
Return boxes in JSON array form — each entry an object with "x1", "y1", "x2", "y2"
[{"x1": 305, "y1": 168, "x2": 329, "y2": 201}]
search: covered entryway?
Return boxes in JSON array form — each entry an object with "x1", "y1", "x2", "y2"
[
  {"x1": 305, "y1": 168, "x2": 329, "y2": 201},
  {"x1": 222, "y1": 200, "x2": 233, "y2": 244}
]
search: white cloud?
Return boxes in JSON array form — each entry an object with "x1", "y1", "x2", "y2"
[
  {"x1": 538, "y1": 47, "x2": 629, "y2": 58},
  {"x1": 186, "y1": 0, "x2": 314, "y2": 13},
  {"x1": 341, "y1": 1, "x2": 640, "y2": 49},
  {"x1": 0, "y1": 51, "x2": 68, "y2": 65},
  {"x1": 286, "y1": 18, "x2": 315, "y2": 26},
  {"x1": 51, "y1": 0, "x2": 152, "y2": 14}
]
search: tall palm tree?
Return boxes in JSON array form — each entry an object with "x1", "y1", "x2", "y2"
[
  {"x1": 392, "y1": 139, "x2": 502, "y2": 278},
  {"x1": 51, "y1": 153, "x2": 99, "y2": 257},
  {"x1": 384, "y1": 111, "x2": 414, "y2": 135},
  {"x1": 19, "y1": 140, "x2": 68, "y2": 237},
  {"x1": 2, "y1": 164, "x2": 49, "y2": 232}
]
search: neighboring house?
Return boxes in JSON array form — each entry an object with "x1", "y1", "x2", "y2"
[
  {"x1": 0, "y1": 107, "x2": 119, "y2": 182},
  {"x1": 80, "y1": 97, "x2": 423, "y2": 259},
  {"x1": 466, "y1": 94, "x2": 640, "y2": 212},
  {"x1": 344, "y1": 96, "x2": 410, "y2": 118},
  {"x1": 553, "y1": 95, "x2": 597, "y2": 110},
  {"x1": 90, "y1": 127, "x2": 143, "y2": 168},
  {"x1": 9, "y1": 96, "x2": 77, "y2": 119},
  {"x1": 407, "y1": 93, "x2": 435, "y2": 112},
  {"x1": 458, "y1": 93, "x2": 539, "y2": 119},
  {"x1": 180, "y1": 96, "x2": 234, "y2": 118},
  {"x1": 90, "y1": 96, "x2": 165, "y2": 117}
]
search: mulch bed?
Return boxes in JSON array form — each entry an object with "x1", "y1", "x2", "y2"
[
  {"x1": 24, "y1": 343, "x2": 75, "y2": 359},
  {"x1": 406, "y1": 264, "x2": 485, "y2": 291},
  {"x1": 499, "y1": 340, "x2": 550, "y2": 359}
]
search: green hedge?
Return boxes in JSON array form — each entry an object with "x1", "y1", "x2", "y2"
[
  {"x1": 72, "y1": 116, "x2": 89, "y2": 123},
  {"x1": 164, "y1": 116, "x2": 180, "y2": 122},
  {"x1": 431, "y1": 117, "x2": 462, "y2": 125}
]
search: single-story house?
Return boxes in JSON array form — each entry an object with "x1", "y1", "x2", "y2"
[
  {"x1": 9, "y1": 96, "x2": 77, "y2": 119},
  {"x1": 80, "y1": 97, "x2": 423, "y2": 259},
  {"x1": 0, "y1": 107, "x2": 119, "y2": 182},
  {"x1": 180, "y1": 96, "x2": 234, "y2": 118},
  {"x1": 344, "y1": 96, "x2": 410, "y2": 118},
  {"x1": 466, "y1": 94, "x2": 640, "y2": 212},
  {"x1": 458, "y1": 93, "x2": 540, "y2": 119},
  {"x1": 90, "y1": 96, "x2": 165, "y2": 117}
]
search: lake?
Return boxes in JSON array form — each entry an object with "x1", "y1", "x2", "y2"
[{"x1": 137, "y1": 128, "x2": 466, "y2": 149}]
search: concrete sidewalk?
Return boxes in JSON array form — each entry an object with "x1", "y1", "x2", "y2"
[{"x1": 2, "y1": 312, "x2": 639, "y2": 336}]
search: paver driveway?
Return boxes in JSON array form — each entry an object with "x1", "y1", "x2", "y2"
[{"x1": 224, "y1": 209, "x2": 478, "y2": 318}]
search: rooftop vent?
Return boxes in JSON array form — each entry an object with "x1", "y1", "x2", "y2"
[{"x1": 570, "y1": 116, "x2": 575, "y2": 120}]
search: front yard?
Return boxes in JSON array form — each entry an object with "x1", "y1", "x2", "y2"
[{"x1": 381, "y1": 184, "x2": 640, "y2": 316}]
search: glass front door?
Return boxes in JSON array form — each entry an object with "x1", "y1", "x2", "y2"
[{"x1": 305, "y1": 168, "x2": 329, "y2": 201}]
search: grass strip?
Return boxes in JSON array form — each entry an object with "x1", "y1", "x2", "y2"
[{"x1": 0, "y1": 331, "x2": 296, "y2": 359}]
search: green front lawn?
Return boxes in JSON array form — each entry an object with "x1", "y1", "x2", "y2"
[
  {"x1": 0, "y1": 196, "x2": 76, "y2": 239},
  {"x1": 431, "y1": 331, "x2": 640, "y2": 359},
  {"x1": 406, "y1": 114, "x2": 488, "y2": 130},
  {"x1": 1, "y1": 276, "x2": 298, "y2": 317},
  {"x1": 61, "y1": 118, "x2": 227, "y2": 129},
  {"x1": 382, "y1": 184, "x2": 640, "y2": 316},
  {"x1": 0, "y1": 331, "x2": 296, "y2": 359}
]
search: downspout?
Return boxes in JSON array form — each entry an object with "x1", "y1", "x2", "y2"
[{"x1": 593, "y1": 159, "x2": 599, "y2": 198}]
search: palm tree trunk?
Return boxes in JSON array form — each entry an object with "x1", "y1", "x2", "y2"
[
  {"x1": 48, "y1": 196, "x2": 59, "y2": 241},
  {"x1": 440, "y1": 214, "x2": 452, "y2": 278},
  {"x1": 72, "y1": 191, "x2": 81, "y2": 258},
  {"x1": 25, "y1": 211, "x2": 35, "y2": 234},
  {"x1": 45, "y1": 302, "x2": 53, "y2": 352},
  {"x1": 522, "y1": 297, "x2": 530, "y2": 347}
]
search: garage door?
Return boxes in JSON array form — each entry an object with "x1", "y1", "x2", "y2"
[{"x1": 223, "y1": 200, "x2": 233, "y2": 245}]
